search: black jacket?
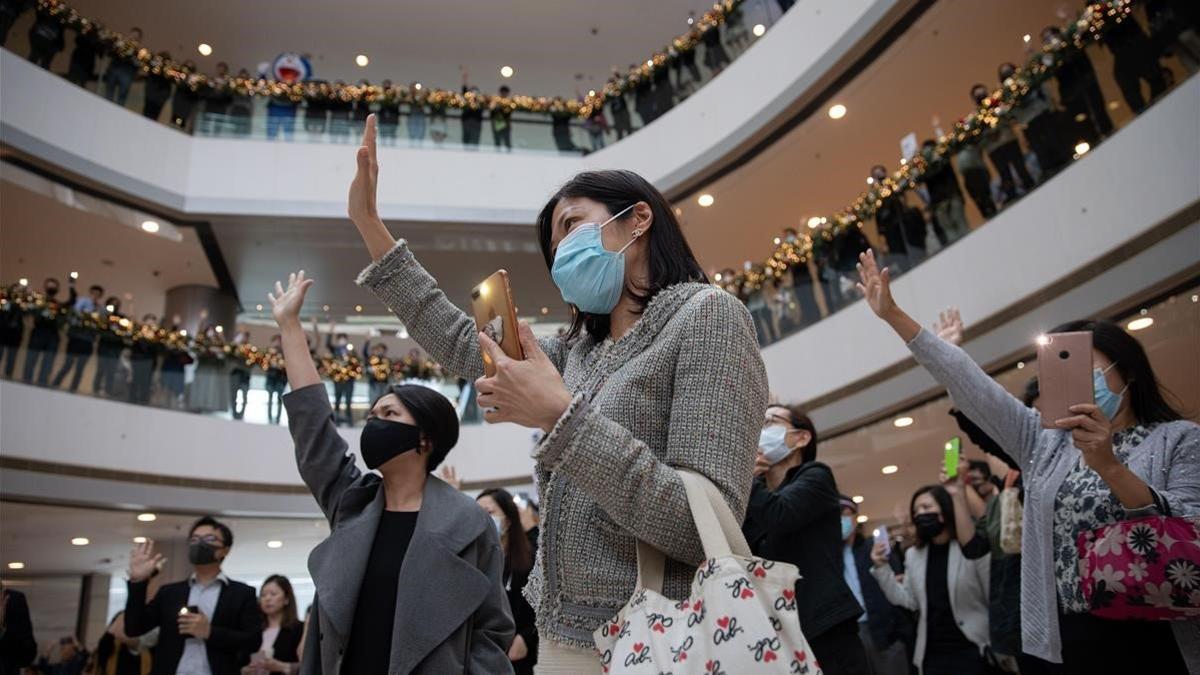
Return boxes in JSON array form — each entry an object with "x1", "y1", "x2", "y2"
[
  {"x1": 124, "y1": 577, "x2": 263, "y2": 675},
  {"x1": 742, "y1": 462, "x2": 864, "y2": 638},
  {"x1": 269, "y1": 622, "x2": 304, "y2": 663},
  {"x1": 851, "y1": 536, "x2": 904, "y2": 648},
  {"x1": 0, "y1": 589, "x2": 37, "y2": 675}
]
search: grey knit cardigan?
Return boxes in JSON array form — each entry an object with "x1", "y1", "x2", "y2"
[
  {"x1": 906, "y1": 328, "x2": 1200, "y2": 664},
  {"x1": 357, "y1": 240, "x2": 768, "y2": 648}
]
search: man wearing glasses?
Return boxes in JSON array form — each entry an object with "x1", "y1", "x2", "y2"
[{"x1": 124, "y1": 516, "x2": 264, "y2": 675}]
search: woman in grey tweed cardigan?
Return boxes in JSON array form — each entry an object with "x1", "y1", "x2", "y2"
[
  {"x1": 346, "y1": 116, "x2": 768, "y2": 666},
  {"x1": 856, "y1": 250, "x2": 1200, "y2": 672}
]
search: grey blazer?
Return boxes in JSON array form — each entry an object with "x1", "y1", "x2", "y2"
[{"x1": 283, "y1": 384, "x2": 515, "y2": 675}]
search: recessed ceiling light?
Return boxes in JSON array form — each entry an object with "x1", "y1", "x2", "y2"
[
  {"x1": 1192, "y1": 294, "x2": 1198, "y2": 303},
  {"x1": 752, "y1": 23, "x2": 767, "y2": 37},
  {"x1": 645, "y1": 59, "x2": 653, "y2": 67},
  {"x1": 1074, "y1": 141, "x2": 1090, "y2": 157},
  {"x1": 69, "y1": 271, "x2": 79, "y2": 280},
  {"x1": 355, "y1": 54, "x2": 369, "y2": 67},
  {"x1": 1022, "y1": 34, "x2": 1031, "y2": 43},
  {"x1": 322, "y1": 305, "x2": 330, "y2": 312},
  {"x1": 215, "y1": 325, "x2": 224, "y2": 334},
  {"x1": 266, "y1": 540, "x2": 283, "y2": 549},
  {"x1": 197, "y1": 43, "x2": 212, "y2": 56},
  {"x1": 714, "y1": 273, "x2": 723, "y2": 282},
  {"x1": 881, "y1": 465, "x2": 899, "y2": 475},
  {"x1": 133, "y1": 536, "x2": 147, "y2": 544},
  {"x1": 414, "y1": 83, "x2": 422, "y2": 91},
  {"x1": 1017, "y1": 361, "x2": 1025, "y2": 369},
  {"x1": 71, "y1": 537, "x2": 90, "y2": 546},
  {"x1": 18, "y1": 278, "x2": 28, "y2": 286},
  {"x1": 856, "y1": 515, "x2": 869, "y2": 524},
  {"x1": 137, "y1": 513, "x2": 156, "y2": 522},
  {"x1": 828, "y1": 104, "x2": 847, "y2": 119},
  {"x1": 8, "y1": 561, "x2": 25, "y2": 570},
  {"x1": 540, "y1": 307, "x2": 549, "y2": 315},
  {"x1": 893, "y1": 416, "x2": 914, "y2": 428},
  {"x1": 851, "y1": 495, "x2": 864, "y2": 504},
  {"x1": 355, "y1": 305, "x2": 363, "y2": 313},
  {"x1": 141, "y1": 220, "x2": 160, "y2": 233},
  {"x1": 866, "y1": 177, "x2": 875, "y2": 185},
  {"x1": 697, "y1": 194, "x2": 715, "y2": 207},
  {"x1": 773, "y1": 237, "x2": 781, "y2": 245},
  {"x1": 500, "y1": 65, "x2": 514, "y2": 78},
  {"x1": 1126, "y1": 317, "x2": 1153, "y2": 331},
  {"x1": 256, "y1": 304, "x2": 263, "y2": 311}
]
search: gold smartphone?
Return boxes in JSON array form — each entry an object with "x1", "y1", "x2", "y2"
[{"x1": 471, "y1": 270, "x2": 524, "y2": 377}]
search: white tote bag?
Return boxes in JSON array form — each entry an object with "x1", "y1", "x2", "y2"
[{"x1": 594, "y1": 470, "x2": 822, "y2": 674}]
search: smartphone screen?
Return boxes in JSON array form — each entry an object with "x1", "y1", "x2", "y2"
[{"x1": 944, "y1": 437, "x2": 961, "y2": 479}]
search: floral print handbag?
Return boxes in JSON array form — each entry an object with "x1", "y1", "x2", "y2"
[
  {"x1": 593, "y1": 470, "x2": 822, "y2": 674},
  {"x1": 1078, "y1": 515, "x2": 1200, "y2": 620}
]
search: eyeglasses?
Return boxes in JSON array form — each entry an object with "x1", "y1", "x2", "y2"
[
  {"x1": 189, "y1": 535, "x2": 225, "y2": 547},
  {"x1": 762, "y1": 413, "x2": 792, "y2": 429}
]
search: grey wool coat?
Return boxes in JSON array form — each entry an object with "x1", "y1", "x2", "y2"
[
  {"x1": 357, "y1": 240, "x2": 769, "y2": 649},
  {"x1": 283, "y1": 383, "x2": 515, "y2": 675}
]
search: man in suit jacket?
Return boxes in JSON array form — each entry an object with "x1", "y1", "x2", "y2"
[{"x1": 124, "y1": 516, "x2": 263, "y2": 675}]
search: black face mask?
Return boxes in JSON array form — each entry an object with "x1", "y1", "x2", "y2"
[
  {"x1": 914, "y1": 512, "x2": 945, "y2": 541},
  {"x1": 188, "y1": 542, "x2": 220, "y2": 565},
  {"x1": 360, "y1": 417, "x2": 422, "y2": 469}
]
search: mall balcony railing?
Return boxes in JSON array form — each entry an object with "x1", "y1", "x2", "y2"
[{"x1": 3, "y1": 0, "x2": 782, "y2": 155}]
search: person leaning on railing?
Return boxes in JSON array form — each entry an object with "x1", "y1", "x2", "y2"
[{"x1": 855, "y1": 250, "x2": 1199, "y2": 671}]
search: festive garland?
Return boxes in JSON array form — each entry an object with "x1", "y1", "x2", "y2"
[
  {"x1": 0, "y1": 285, "x2": 449, "y2": 384},
  {"x1": 725, "y1": 0, "x2": 1138, "y2": 292},
  {"x1": 34, "y1": 0, "x2": 742, "y2": 119}
]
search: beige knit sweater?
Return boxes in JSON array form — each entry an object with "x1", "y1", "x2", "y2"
[{"x1": 357, "y1": 240, "x2": 768, "y2": 648}]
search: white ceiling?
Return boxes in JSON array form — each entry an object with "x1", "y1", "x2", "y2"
[{"x1": 60, "y1": 0, "x2": 756, "y2": 94}]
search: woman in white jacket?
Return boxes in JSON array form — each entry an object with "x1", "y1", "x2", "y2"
[{"x1": 871, "y1": 484, "x2": 990, "y2": 675}]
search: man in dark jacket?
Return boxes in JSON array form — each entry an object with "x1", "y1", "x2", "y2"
[
  {"x1": 841, "y1": 496, "x2": 909, "y2": 675},
  {"x1": 124, "y1": 516, "x2": 263, "y2": 675},
  {"x1": 742, "y1": 404, "x2": 869, "y2": 675}
]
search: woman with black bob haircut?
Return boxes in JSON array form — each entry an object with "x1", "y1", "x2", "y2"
[
  {"x1": 857, "y1": 250, "x2": 1200, "y2": 671},
  {"x1": 477, "y1": 487, "x2": 538, "y2": 674},
  {"x1": 348, "y1": 115, "x2": 767, "y2": 670},
  {"x1": 267, "y1": 270, "x2": 514, "y2": 675},
  {"x1": 870, "y1": 485, "x2": 991, "y2": 675}
]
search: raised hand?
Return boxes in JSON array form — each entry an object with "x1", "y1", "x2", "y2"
[
  {"x1": 268, "y1": 271, "x2": 315, "y2": 328},
  {"x1": 855, "y1": 250, "x2": 896, "y2": 319},
  {"x1": 128, "y1": 539, "x2": 165, "y2": 583},
  {"x1": 348, "y1": 114, "x2": 380, "y2": 228},
  {"x1": 933, "y1": 307, "x2": 965, "y2": 345},
  {"x1": 438, "y1": 465, "x2": 462, "y2": 491}
]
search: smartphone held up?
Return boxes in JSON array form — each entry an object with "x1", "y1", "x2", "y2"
[
  {"x1": 471, "y1": 269, "x2": 524, "y2": 376},
  {"x1": 1036, "y1": 331, "x2": 1094, "y2": 428}
]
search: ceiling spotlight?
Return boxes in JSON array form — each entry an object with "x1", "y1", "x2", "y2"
[
  {"x1": 256, "y1": 304, "x2": 263, "y2": 311},
  {"x1": 1126, "y1": 317, "x2": 1153, "y2": 331},
  {"x1": 1192, "y1": 294, "x2": 1198, "y2": 303},
  {"x1": 7, "y1": 561, "x2": 25, "y2": 570},
  {"x1": 141, "y1": 220, "x2": 160, "y2": 233},
  {"x1": 266, "y1": 540, "x2": 283, "y2": 549},
  {"x1": 1074, "y1": 141, "x2": 1091, "y2": 157},
  {"x1": 893, "y1": 416, "x2": 914, "y2": 428},
  {"x1": 587, "y1": 89, "x2": 596, "y2": 97},
  {"x1": 355, "y1": 305, "x2": 363, "y2": 313},
  {"x1": 1017, "y1": 361, "x2": 1025, "y2": 369},
  {"x1": 773, "y1": 237, "x2": 781, "y2": 245},
  {"x1": 646, "y1": 59, "x2": 653, "y2": 67},
  {"x1": 215, "y1": 325, "x2": 224, "y2": 334},
  {"x1": 414, "y1": 83, "x2": 422, "y2": 91},
  {"x1": 851, "y1": 495, "x2": 864, "y2": 504},
  {"x1": 500, "y1": 65, "x2": 514, "y2": 78},
  {"x1": 71, "y1": 537, "x2": 90, "y2": 546},
  {"x1": 806, "y1": 216, "x2": 822, "y2": 229},
  {"x1": 197, "y1": 43, "x2": 213, "y2": 56},
  {"x1": 856, "y1": 515, "x2": 869, "y2": 524},
  {"x1": 828, "y1": 104, "x2": 847, "y2": 120},
  {"x1": 137, "y1": 513, "x2": 157, "y2": 522},
  {"x1": 70, "y1": 271, "x2": 79, "y2": 280},
  {"x1": 133, "y1": 536, "x2": 147, "y2": 544},
  {"x1": 1022, "y1": 34, "x2": 1031, "y2": 43},
  {"x1": 752, "y1": 23, "x2": 767, "y2": 37},
  {"x1": 18, "y1": 278, "x2": 28, "y2": 287},
  {"x1": 355, "y1": 54, "x2": 369, "y2": 67},
  {"x1": 881, "y1": 465, "x2": 899, "y2": 475},
  {"x1": 697, "y1": 194, "x2": 715, "y2": 207},
  {"x1": 866, "y1": 177, "x2": 875, "y2": 185},
  {"x1": 322, "y1": 305, "x2": 330, "y2": 312},
  {"x1": 540, "y1": 307, "x2": 549, "y2": 315},
  {"x1": 714, "y1": 273, "x2": 723, "y2": 282}
]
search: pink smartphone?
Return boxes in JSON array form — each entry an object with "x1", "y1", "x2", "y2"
[{"x1": 1036, "y1": 331, "x2": 1094, "y2": 428}]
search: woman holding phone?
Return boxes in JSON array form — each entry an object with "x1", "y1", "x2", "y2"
[
  {"x1": 348, "y1": 115, "x2": 767, "y2": 671},
  {"x1": 855, "y1": 250, "x2": 1199, "y2": 672}
]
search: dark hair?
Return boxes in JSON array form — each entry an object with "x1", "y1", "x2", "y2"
[
  {"x1": 967, "y1": 459, "x2": 991, "y2": 479},
  {"x1": 535, "y1": 170, "x2": 707, "y2": 340},
  {"x1": 970, "y1": 83, "x2": 988, "y2": 99},
  {"x1": 373, "y1": 384, "x2": 460, "y2": 470},
  {"x1": 767, "y1": 403, "x2": 818, "y2": 464},
  {"x1": 130, "y1": 26, "x2": 142, "y2": 35},
  {"x1": 262, "y1": 574, "x2": 300, "y2": 628},
  {"x1": 1042, "y1": 26, "x2": 1062, "y2": 40},
  {"x1": 104, "y1": 297, "x2": 120, "y2": 312},
  {"x1": 1022, "y1": 376, "x2": 1040, "y2": 407},
  {"x1": 44, "y1": 277, "x2": 60, "y2": 286},
  {"x1": 1049, "y1": 319, "x2": 1183, "y2": 424},
  {"x1": 922, "y1": 138, "x2": 936, "y2": 149},
  {"x1": 870, "y1": 164, "x2": 887, "y2": 176},
  {"x1": 499, "y1": 85, "x2": 511, "y2": 95},
  {"x1": 89, "y1": 285, "x2": 104, "y2": 294},
  {"x1": 189, "y1": 515, "x2": 233, "y2": 548},
  {"x1": 335, "y1": 332, "x2": 348, "y2": 341},
  {"x1": 910, "y1": 485, "x2": 956, "y2": 547},
  {"x1": 478, "y1": 488, "x2": 533, "y2": 577},
  {"x1": 998, "y1": 62, "x2": 1017, "y2": 80}
]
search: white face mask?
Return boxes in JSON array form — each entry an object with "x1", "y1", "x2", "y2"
[{"x1": 759, "y1": 425, "x2": 793, "y2": 465}]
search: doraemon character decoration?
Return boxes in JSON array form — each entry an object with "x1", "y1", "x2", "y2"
[{"x1": 270, "y1": 53, "x2": 312, "y2": 83}]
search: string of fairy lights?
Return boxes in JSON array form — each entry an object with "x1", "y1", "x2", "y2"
[
  {"x1": 0, "y1": 285, "x2": 448, "y2": 385},
  {"x1": 718, "y1": 0, "x2": 1138, "y2": 292},
  {"x1": 34, "y1": 0, "x2": 742, "y2": 119}
]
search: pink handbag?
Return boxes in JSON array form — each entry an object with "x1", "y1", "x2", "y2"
[{"x1": 1078, "y1": 515, "x2": 1200, "y2": 620}]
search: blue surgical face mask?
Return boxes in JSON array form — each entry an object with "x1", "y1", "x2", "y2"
[
  {"x1": 759, "y1": 425, "x2": 793, "y2": 465},
  {"x1": 841, "y1": 515, "x2": 854, "y2": 541},
  {"x1": 1094, "y1": 361, "x2": 1127, "y2": 420},
  {"x1": 550, "y1": 204, "x2": 640, "y2": 314}
]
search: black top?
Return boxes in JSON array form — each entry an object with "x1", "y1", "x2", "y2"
[
  {"x1": 341, "y1": 510, "x2": 419, "y2": 675},
  {"x1": 851, "y1": 536, "x2": 905, "y2": 649},
  {"x1": 507, "y1": 565, "x2": 538, "y2": 675},
  {"x1": 742, "y1": 462, "x2": 864, "y2": 638},
  {"x1": 921, "y1": 159, "x2": 962, "y2": 204},
  {"x1": 0, "y1": 589, "x2": 37, "y2": 674},
  {"x1": 923, "y1": 542, "x2": 973, "y2": 654},
  {"x1": 270, "y1": 621, "x2": 304, "y2": 663}
]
